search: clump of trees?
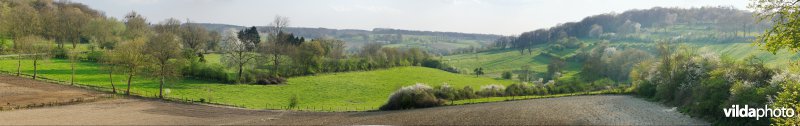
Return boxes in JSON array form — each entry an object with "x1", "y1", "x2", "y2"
[
  {"x1": 578, "y1": 41, "x2": 652, "y2": 83},
  {"x1": 0, "y1": 1, "x2": 223, "y2": 98},
  {"x1": 494, "y1": 6, "x2": 769, "y2": 53},
  {"x1": 628, "y1": 41, "x2": 799, "y2": 125}
]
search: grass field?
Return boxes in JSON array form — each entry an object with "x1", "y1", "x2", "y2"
[
  {"x1": 0, "y1": 58, "x2": 514, "y2": 111},
  {"x1": 443, "y1": 46, "x2": 582, "y2": 78},
  {"x1": 688, "y1": 43, "x2": 800, "y2": 67}
]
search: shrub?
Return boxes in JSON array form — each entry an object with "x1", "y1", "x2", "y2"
[
  {"x1": 255, "y1": 76, "x2": 286, "y2": 85},
  {"x1": 459, "y1": 86, "x2": 476, "y2": 99},
  {"x1": 182, "y1": 61, "x2": 234, "y2": 83},
  {"x1": 687, "y1": 69, "x2": 731, "y2": 119},
  {"x1": 477, "y1": 84, "x2": 505, "y2": 97},
  {"x1": 51, "y1": 47, "x2": 68, "y2": 59},
  {"x1": 502, "y1": 71, "x2": 513, "y2": 79},
  {"x1": 771, "y1": 78, "x2": 800, "y2": 125},
  {"x1": 85, "y1": 50, "x2": 103, "y2": 62},
  {"x1": 288, "y1": 95, "x2": 299, "y2": 109},
  {"x1": 505, "y1": 83, "x2": 527, "y2": 96},
  {"x1": 434, "y1": 84, "x2": 458, "y2": 100},
  {"x1": 379, "y1": 83, "x2": 444, "y2": 110}
]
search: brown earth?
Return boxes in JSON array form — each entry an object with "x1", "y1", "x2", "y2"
[
  {"x1": 0, "y1": 75, "x2": 709, "y2": 125},
  {"x1": 0, "y1": 75, "x2": 107, "y2": 110}
]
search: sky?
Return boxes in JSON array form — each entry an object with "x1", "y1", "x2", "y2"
[{"x1": 72, "y1": 0, "x2": 750, "y2": 35}]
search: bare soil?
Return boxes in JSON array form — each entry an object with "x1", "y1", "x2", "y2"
[
  {"x1": 0, "y1": 75, "x2": 708, "y2": 125},
  {"x1": 0, "y1": 75, "x2": 106, "y2": 110}
]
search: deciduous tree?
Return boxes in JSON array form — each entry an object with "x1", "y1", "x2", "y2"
[
  {"x1": 147, "y1": 19, "x2": 184, "y2": 98},
  {"x1": 16, "y1": 35, "x2": 53, "y2": 79},
  {"x1": 750, "y1": 0, "x2": 800, "y2": 54},
  {"x1": 221, "y1": 30, "x2": 257, "y2": 83}
]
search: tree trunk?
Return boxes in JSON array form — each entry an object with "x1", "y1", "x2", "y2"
[
  {"x1": 33, "y1": 59, "x2": 37, "y2": 79},
  {"x1": 16, "y1": 54, "x2": 21, "y2": 76},
  {"x1": 159, "y1": 74, "x2": 164, "y2": 99},
  {"x1": 158, "y1": 65, "x2": 165, "y2": 99},
  {"x1": 109, "y1": 65, "x2": 116, "y2": 93},
  {"x1": 273, "y1": 53, "x2": 280, "y2": 76},
  {"x1": 71, "y1": 59, "x2": 75, "y2": 85},
  {"x1": 237, "y1": 63, "x2": 243, "y2": 84},
  {"x1": 126, "y1": 72, "x2": 133, "y2": 95}
]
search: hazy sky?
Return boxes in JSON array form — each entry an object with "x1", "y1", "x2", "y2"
[{"x1": 73, "y1": 0, "x2": 749, "y2": 35}]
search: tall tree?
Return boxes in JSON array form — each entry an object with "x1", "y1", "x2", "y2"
[
  {"x1": 293, "y1": 41, "x2": 325, "y2": 74},
  {"x1": 87, "y1": 17, "x2": 125, "y2": 50},
  {"x1": 265, "y1": 16, "x2": 290, "y2": 76},
  {"x1": 237, "y1": 26, "x2": 260, "y2": 49},
  {"x1": 6, "y1": 2, "x2": 40, "y2": 40},
  {"x1": 123, "y1": 11, "x2": 150, "y2": 40},
  {"x1": 181, "y1": 20, "x2": 210, "y2": 62},
  {"x1": 119, "y1": 11, "x2": 151, "y2": 95},
  {"x1": 147, "y1": 19, "x2": 184, "y2": 98},
  {"x1": 7, "y1": 4, "x2": 41, "y2": 76},
  {"x1": 221, "y1": 30, "x2": 257, "y2": 83},
  {"x1": 59, "y1": 6, "x2": 90, "y2": 49},
  {"x1": 116, "y1": 38, "x2": 148, "y2": 95},
  {"x1": 206, "y1": 31, "x2": 221, "y2": 52}
]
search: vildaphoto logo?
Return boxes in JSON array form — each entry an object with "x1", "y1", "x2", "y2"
[{"x1": 723, "y1": 105, "x2": 796, "y2": 120}]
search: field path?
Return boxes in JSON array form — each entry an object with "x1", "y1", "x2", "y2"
[{"x1": 0, "y1": 75, "x2": 708, "y2": 125}]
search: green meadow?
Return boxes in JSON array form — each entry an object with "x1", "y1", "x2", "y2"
[{"x1": 0, "y1": 58, "x2": 514, "y2": 111}]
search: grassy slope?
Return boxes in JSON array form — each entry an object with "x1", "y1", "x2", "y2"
[
  {"x1": 0, "y1": 59, "x2": 513, "y2": 111},
  {"x1": 688, "y1": 43, "x2": 800, "y2": 67},
  {"x1": 443, "y1": 46, "x2": 582, "y2": 78}
]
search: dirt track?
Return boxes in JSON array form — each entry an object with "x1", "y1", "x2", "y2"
[{"x1": 0, "y1": 75, "x2": 709, "y2": 125}]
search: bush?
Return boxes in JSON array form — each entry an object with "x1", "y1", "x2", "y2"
[
  {"x1": 52, "y1": 47, "x2": 68, "y2": 59},
  {"x1": 771, "y1": 78, "x2": 800, "y2": 125},
  {"x1": 476, "y1": 84, "x2": 505, "y2": 97},
  {"x1": 505, "y1": 83, "x2": 527, "y2": 96},
  {"x1": 288, "y1": 95, "x2": 299, "y2": 109},
  {"x1": 687, "y1": 69, "x2": 730, "y2": 119},
  {"x1": 434, "y1": 84, "x2": 458, "y2": 100},
  {"x1": 255, "y1": 76, "x2": 286, "y2": 85},
  {"x1": 182, "y1": 61, "x2": 234, "y2": 83},
  {"x1": 380, "y1": 83, "x2": 444, "y2": 110},
  {"x1": 85, "y1": 50, "x2": 103, "y2": 62},
  {"x1": 502, "y1": 71, "x2": 513, "y2": 79},
  {"x1": 459, "y1": 86, "x2": 476, "y2": 99}
]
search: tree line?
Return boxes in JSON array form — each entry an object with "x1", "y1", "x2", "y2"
[
  {"x1": 494, "y1": 6, "x2": 771, "y2": 54},
  {"x1": 0, "y1": 0, "x2": 451, "y2": 98}
]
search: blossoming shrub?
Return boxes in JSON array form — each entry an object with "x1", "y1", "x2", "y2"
[{"x1": 380, "y1": 83, "x2": 443, "y2": 110}]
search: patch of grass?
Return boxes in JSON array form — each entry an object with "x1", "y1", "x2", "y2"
[{"x1": 0, "y1": 58, "x2": 514, "y2": 111}]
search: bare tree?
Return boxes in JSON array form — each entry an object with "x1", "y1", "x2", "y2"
[
  {"x1": 264, "y1": 16, "x2": 290, "y2": 76},
  {"x1": 181, "y1": 19, "x2": 210, "y2": 61},
  {"x1": 221, "y1": 30, "x2": 257, "y2": 83}
]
